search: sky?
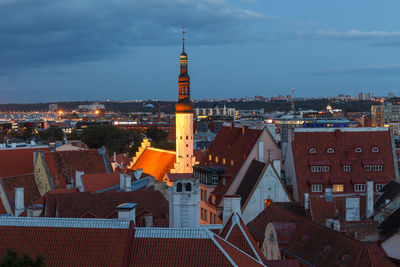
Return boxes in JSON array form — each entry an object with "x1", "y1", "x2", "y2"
[{"x1": 1, "y1": 0, "x2": 400, "y2": 103}]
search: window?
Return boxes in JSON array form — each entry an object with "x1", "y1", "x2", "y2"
[
  {"x1": 355, "y1": 148, "x2": 362, "y2": 153},
  {"x1": 185, "y1": 183, "x2": 192, "y2": 192},
  {"x1": 210, "y1": 213, "x2": 214, "y2": 224},
  {"x1": 372, "y1": 165, "x2": 383, "y2": 171},
  {"x1": 372, "y1": 147, "x2": 379, "y2": 152},
  {"x1": 376, "y1": 184, "x2": 385, "y2": 191},
  {"x1": 204, "y1": 210, "x2": 207, "y2": 222},
  {"x1": 322, "y1": 166, "x2": 330, "y2": 172},
  {"x1": 354, "y1": 184, "x2": 365, "y2": 192},
  {"x1": 222, "y1": 158, "x2": 226, "y2": 164},
  {"x1": 311, "y1": 184, "x2": 323, "y2": 192},
  {"x1": 215, "y1": 156, "x2": 218, "y2": 163},
  {"x1": 230, "y1": 160, "x2": 234, "y2": 166},
  {"x1": 327, "y1": 148, "x2": 334, "y2": 153},
  {"x1": 309, "y1": 148, "x2": 317, "y2": 154},
  {"x1": 212, "y1": 175, "x2": 218, "y2": 184},
  {"x1": 204, "y1": 190, "x2": 207, "y2": 201},
  {"x1": 201, "y1": 208, "x2": 204, "y2": 220},
  {"x1": 333, "y1": 184, "x2": 344, "y2": 192},
  {"x1": 208, "y1": 154, "x2": 212, "y2": 161},
  {"x1": 200, "y1": 189, "x2": 203, "y2": 200},
  {"x1": 311, "y1": 166, "x2": 322, "y2": 172},
  {"x1": 186, "y1": 136, "x2": 188, "y2": 139},
  {"x1": 176, "y1": 182, "x2": 182, "y2": 192},
  {"x1": 365, "y1": 165, "x2": 371, "y2": 171},
  {"x1": 343, "y1": 165, "x2": 351, "y2": 172}
]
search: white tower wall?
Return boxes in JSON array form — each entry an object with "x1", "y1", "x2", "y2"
[{"x1": 175, "y1": 113, "x2": 194, "y2": 173}]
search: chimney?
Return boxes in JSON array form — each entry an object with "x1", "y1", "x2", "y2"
[
  {"x1": 144, "y1": 214, "x2": 153, "y2": 227},
  {"x1": 120, "y1": 173, "x2": 125, "y2": 191},
  {"x1": 258, "y1": 141, "x2": 264, "y2": 162},
  {"x1": 333, "y1": 220, "x2": 340, "y2": 231},
  {"x1": 117, "y1": 203, "x2": 136, "y2": 225},
  {"x1": 223, "y1": 195, "x2": 241, "y2": 225},
  {"x1": 134, "y1": 168, "x2": 143, "y2": 180},
  {"x1": 49, "y1": 142, "x2": 56, "y2": 152},
  {"x1": 366, "y1": 180, "x2": 374, "y2": 218},
  {"x1": 14, "y1": 187, "x2": 24, "y2": 216},
  {"x1": 125, "y1": 174, "x2": 132, "y2": 192},
  {"x1": 113, "y1": 152, "x2": 117, "y2": 162},
  {"x1": 75, "y1": 170, "x2": 85, "y2": 192},
  {"x1": 304, "y1": 193, "x2": 309, "y2": 210},
  {"x1": 30, "y1": 140, "x2": 35, "y2": 146}
]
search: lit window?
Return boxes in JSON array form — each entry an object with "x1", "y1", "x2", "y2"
[
  {"x1": 376, "y1": 184, "x2": 385, "y2": 191},
  {"x1": 311, "y1": 166, "x2": 322, "y2": 172},
  {"x1": 309, "y1": 148, "x2": 317, "y2": 153},
  {"x1": 208, "y1": 154, "x2": 212, "y2": 161},
  {"x1": 333, "y1": 184, "x2": 344, "y2": 192},
  {"x1": 343, "y1": 165, "x2": 351, "y2": 172},
  {"x1": 264, "y1": 199, "x2": 272, "y2": 207},
  {"x1": 355, "y1": 148, "x2": 362, "y2": 153},
  {"x1": 322, "y1": 166, "x2": 330, "y2": 172},
  {"x1": 372, "y1": 147, "x2": 379, "y2": 152},
  {"x1": 354, "y1": 184, "x2": 365, "y2": 192},
  {"x1": 311, "y1": 184, "x2": 323, "y2": 192},
  {"x1": 222, "y1": 158, "x2": 226, "y2": 164},
  {"x1": 215, "y1": 156, "x2": 218, "y2": 163},
  {"x1": 230, "y1": 160, "x2": 234, "y2": 166},
  {"x1": 327, "y1": 148, "x2": 334, "y2": 153},
  {"x1": 365, "y1": 165, "x2": 371, "y2": 171}
]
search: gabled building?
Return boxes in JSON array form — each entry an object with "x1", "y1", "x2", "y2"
[
  {"x1": 284, "y1": 128, "x2": 398, "y2": 202},
  {"x1": 0, "y1": 217, "x2": 265, "y2": 266},
  {"x1": 33, "y1": 149, "x2": 111, "y2": 195},
  {"x1": 247, "y1": 202, "x2": 396, "y2": 266},
  {"x1": 195, "y1": 123, "x2": 281, "y2": 224}
]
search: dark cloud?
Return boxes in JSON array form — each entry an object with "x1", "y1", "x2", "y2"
[{"x1": 0, "y1": 0, "x2": 276, "y2": 69}]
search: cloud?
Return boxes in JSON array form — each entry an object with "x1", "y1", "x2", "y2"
[
  {"x1": 0, "y1": 0, "x2": 282, "y2": 70},
  {"x1": 298, "y1": 64, "x2": 400, "y2": 76},
  {"x1": 295, "y1": 29, "x2": 400, "y2": 40}
]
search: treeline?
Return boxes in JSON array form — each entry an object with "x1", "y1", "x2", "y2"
[{"x1": 0, "y1": 99, "x2": 375, "y2": 113}]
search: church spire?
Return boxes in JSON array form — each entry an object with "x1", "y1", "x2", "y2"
[
  {"x1": 177, "y1": 27, "x2": 191, "y2": 105},
  {"x1": 182, "y1": 27, "x2": 185, "y2": 52}
]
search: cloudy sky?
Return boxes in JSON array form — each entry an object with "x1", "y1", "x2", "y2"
[{"x1": 1, "y1": 0, "x2": 400, "y2": 103}]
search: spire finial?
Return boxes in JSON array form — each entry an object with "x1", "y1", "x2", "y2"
[{"x1": 182, "y1": 26, "x2": 186, "y2": 52}]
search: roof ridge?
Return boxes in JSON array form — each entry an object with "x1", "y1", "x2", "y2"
[{"x1": 207, "y1": 231, "x2": 238, "y2": 267}]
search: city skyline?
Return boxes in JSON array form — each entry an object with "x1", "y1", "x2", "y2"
[{"x1": 1, "y1": 0, "x2": 400, "y2": 103}]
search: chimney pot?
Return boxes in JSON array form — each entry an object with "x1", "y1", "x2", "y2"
[
  {"x1": 14, "y1": 187, "x2": 24, "y2": 216},
  {"x1": 223, "y1": 195, "x2": 241, "y2": 225},
  {"x1": 117, "y1": 203, "x2": 136, "y2": 225}
]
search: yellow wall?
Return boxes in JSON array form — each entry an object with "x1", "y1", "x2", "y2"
[{"x1": 33, "y1": 153, "x2": 52, "y2": 196}]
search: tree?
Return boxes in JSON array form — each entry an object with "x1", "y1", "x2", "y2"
[
  {"x1": 81, "y1": 125, "x2": 142, "y2": 156},
  {"x1": 145, "y1": 127, "x2": 175, "y2": 150},
  {"x1": 45, "y1": 125, "x2": 64, "y2": 141},
  {"x1": 0, "y1": 249, "x2": 44, "y2": 267}
]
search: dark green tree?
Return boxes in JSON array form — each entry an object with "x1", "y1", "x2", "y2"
[
  {"x1": 145, "y1": 127, "x2": 175, "y2": 150},
  {"x1": 81, "y1": 125, "x2": 142, "y2": 156},
  {"x1": 45, "y1": 125, "x2": 64, "y2": 141},
  {"x1": 0, "y1": 249, "x2": 44, "y2": 267}
]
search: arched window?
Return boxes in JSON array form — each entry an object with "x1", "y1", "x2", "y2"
[
  {"x1": 372, "y1": 147, "x2": 379, "y2": 152},
  {"x1": 355, "y1": 147, "x2": 362, "y2": 153},
  {"x1": 222, "y1": 158, "x2": 226, "y2": 164},
  {"x1": 176, "y1": 182, "x2": 182, "y2": 192},
  {"x1": 327, "y1": 148, "x2": 334, "y2": 153},
  {"x1": 185, "y1": 183, "x2": 192, "y2": 192},
  {"x1": 309, "y1": 148, "x2": 316, "y2": 154},
  {"x1": 208, "y1": 154, "x2": 212, "y2": 161}
]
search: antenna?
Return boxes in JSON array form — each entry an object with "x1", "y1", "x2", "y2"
[{"x1": 182, "y1": 27, "x2": 186, "y2": 51}]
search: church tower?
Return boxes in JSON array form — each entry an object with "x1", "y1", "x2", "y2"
[{"x1": 174, "y1": 28, "x2": 194, "y2": 174}]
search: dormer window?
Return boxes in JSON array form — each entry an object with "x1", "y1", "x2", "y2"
[
  {"x1": 208, "y1": 154, "x2": 212, "y2": 161},
  {"x1": 222, "y1": 158, "x2": 226, "y2": 164},
  {"x1": 355, "y1": 148, "x2": 362, "y2": 153},
  {"x1": 372, "y1": 147, "x2": 379, "y2": 152},
  {"x1": 309, "y1": 148, "x2": 317, "y2": 154},
  {"x1": 327, "y1": 148, "x2": 334, "y2": 153},
  {"x1": 230, "y1": 160, "x2": 234, "y2": 166},
  {"x1": 214, "y1": 156, "x2": 218, "y2": 163}
]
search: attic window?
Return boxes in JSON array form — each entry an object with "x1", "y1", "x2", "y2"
[
  {"x1": 372, "y1": 147, "x2": 379, "y2": 152},
  {"x1": 309, "y1": 148, "x2": 316, "y2": 154},
  {"x1": 327, "y1": 148, "x2": 334, "y2": 153},
  {"x1": 230, "y1": 160, "x2": 234, "y2": 166},
  {"x1": 355, "y1": 148, "x2": 362, "y2": 153},
  {"x1": 208, "y1": 154, "x2": 212, "y2": 161},
  {"x1": 222, "y1": 158, "x2": 226, "y2": 164},
  {"x1": 215, "y1": 156, "x2": 218, "y2": 163}
]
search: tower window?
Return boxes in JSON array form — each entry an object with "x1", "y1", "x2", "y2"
[
  {"x1": 186, "y1": 136, "x2": 188, "y2": 139},
  {"x1": 176, "y1": 182, "x2": 182, "y2": 192},
  {"x1": 185, "y1": 183, "x2": 192, "y2": 192}
]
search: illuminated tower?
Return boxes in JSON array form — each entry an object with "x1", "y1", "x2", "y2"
[{"x1": 174, "y1": 28, "x2": 194, "y2": 173}]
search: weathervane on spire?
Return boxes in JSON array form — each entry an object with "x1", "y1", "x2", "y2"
[{"x1": 182, "y1": 26, "x2": 186, "y2": 51}]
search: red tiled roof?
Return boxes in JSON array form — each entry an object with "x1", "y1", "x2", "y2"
[
  {"x1": 219, "y1": 212, "x2": 266, "y2": 263},
  {"x1": 0, "y1": 174, "x2": 41, "y2": 213},
  {"x1": 81, "y1": 173, "x2": 120, "y2": 192},
  {"x1": 193, "y1": 149, "x2": 205, "y2": 162},
  {"x1": 291, "y1": 129, "x2": 396, "y2": 201},
  {"x1": 236, "y1": 159, "x2": 266, "y2": 208},
  {"x1": 265, "y1": 260, "x2": 300, "y2": 267},
  {"x1": 43, "y1": 150, "x2": 109, "y2": 189},
  {"x1": 0, "y1": 200, "x2": 6, "y2": 214},
  {"x1": 201, "y1": 125, "x2": 263, "y2": 207},
  {"x1": 0, "y1": 226, "x2": 128, "y2": 266},
  {"x1": 0, "y1": 147, "x2": 49, "y2": 178},
  {"x1": 131, "y1": 147, "x2": 175, "y2": 181},
  {"x1": 44, "y1": 189, "x2": 169, "y2": 227}
]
